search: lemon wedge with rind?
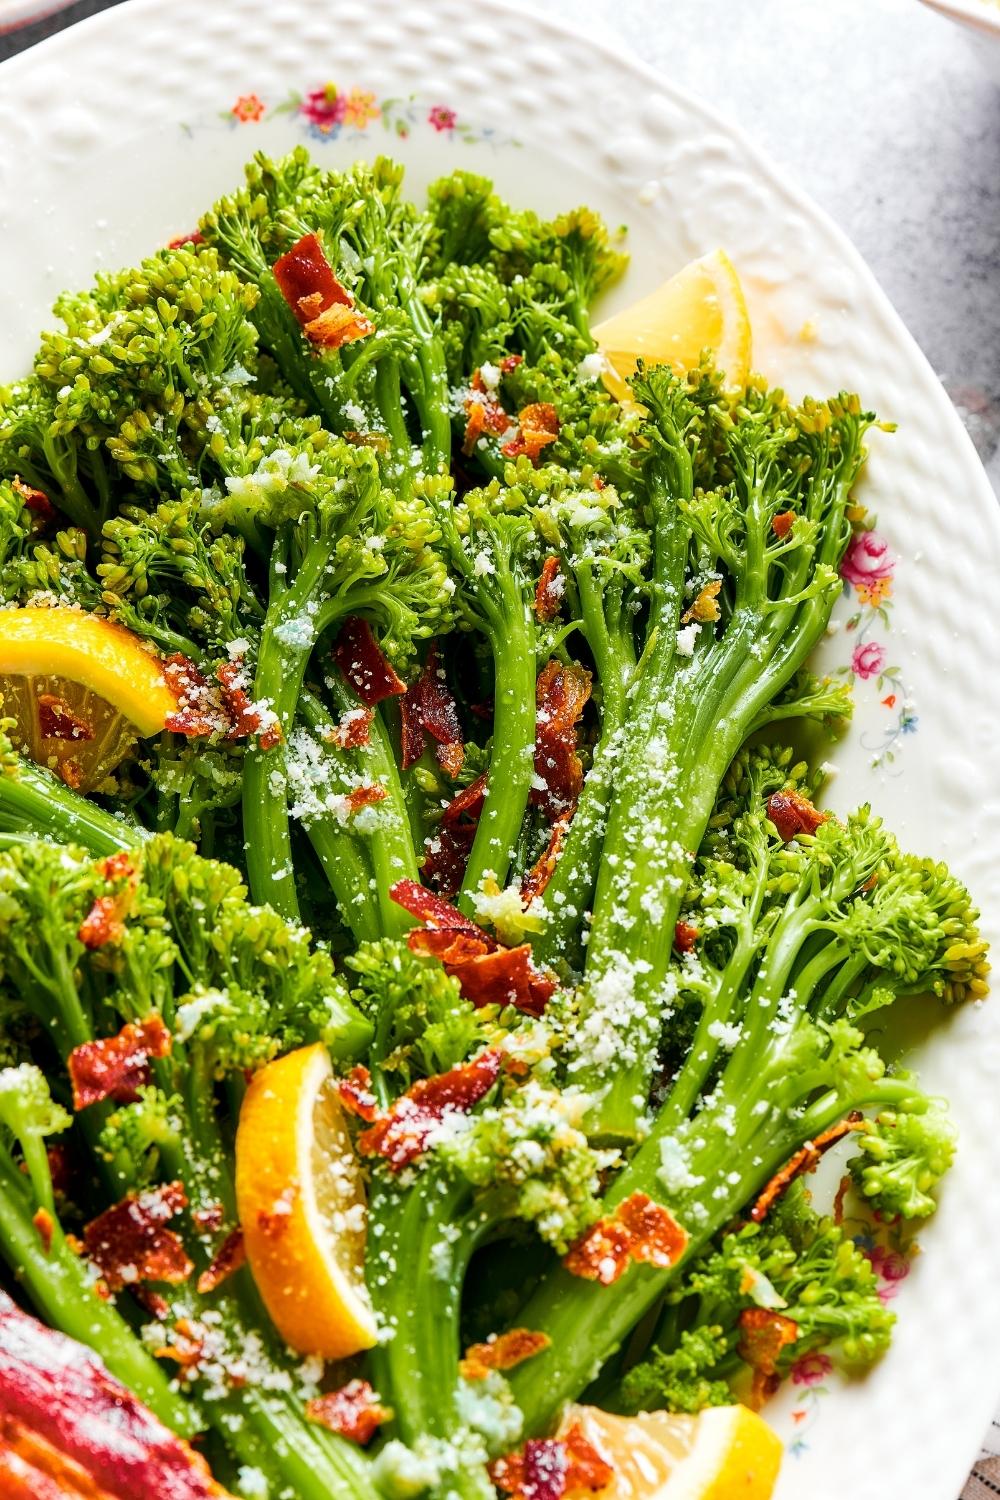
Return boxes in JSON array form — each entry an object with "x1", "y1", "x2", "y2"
[
  {"x1": 592, "y1": 249, "x2": 752, "y2": 400},
  {"x1": 560, "y1": 1403, "x2": 782, "y2": 1499},
  {"x1": 235, "y1": 1043, "x2": 377, "y2": 1361}
]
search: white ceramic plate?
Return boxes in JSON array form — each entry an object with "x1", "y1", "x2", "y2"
[
  {"x1": 918, "y1": 0, "x2": 1000, "y2": 80},
  {"x1": 2, "y1": 2, "x2": 999, "y2": 1495}
]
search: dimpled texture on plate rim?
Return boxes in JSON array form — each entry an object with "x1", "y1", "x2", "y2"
[{"x1": 1, "y1": 2, "x2": 999, "y2": 1496}]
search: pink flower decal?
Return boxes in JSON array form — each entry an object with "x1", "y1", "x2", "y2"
[
  {"x1": 791, "y1": 1353, "x2": 833, "y2": 1387},
  {"x1": 302, "y1": 84, "x2": 347, "y2": 134},
  {"x1": 841, "y1": 528, "x2": 895, "y2": 604},
  {"x1": 232, "y1": 93, "x2": 266, "y2": 123},
  {"x1": 428, "y1": 105, "x2": 457, "y2": 132},
  {"x1": 850, "y1": 640, "x2": 886, "y2": 680},
  {"x1": 864, "y1": 1244, "x2": 910, "y2": 1303}
]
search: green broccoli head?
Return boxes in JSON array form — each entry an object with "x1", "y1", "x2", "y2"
[{"x1": 849, "y1": 1105, "x2": 957, "y2": 1221}]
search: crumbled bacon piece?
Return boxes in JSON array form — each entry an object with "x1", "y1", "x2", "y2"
[
  {"x1": 68, "y1": 1016, "x2": 172, "y2": 1111},
  {"x1": 737, "y1": 1308, "x2": 799, "y2": 1407},
  {"x1": 191, "y1": 1203, "x2": 224, "y2": 1233},
  {"x1": 272, "y1": 233, "x2": 351, "y2": 320},
  {"x1": 77, "y1": 898, "x2": 125, "y2": 951},
  {"x1": 31, "y1": 1210, "x2": 53, "y2": 1255},
  {"x1": 421, "y1": 821, "x2": 477, "y2": 897},
  {"x1": 521, "y1": 813, "x2": 571, "y2": 905},
  {"x1": 83, "y1": 1182, "x2": 193, "y2": 1293},
  {"x1": 57, "y1": 760, "x2": 83, "y2": 791},
  {"x1": 358, "y1": 1050, "x2": 501, "y2": 1171},
  {"x1": 332, "y1": 617, "x2": 407, "y2": 706},
  {"x1": 442, "y1": 773, "x2": 489, "y2": 827},
  {"x1": 162, "y1": 655, "x2": 224, "y2": 737},
  {"x1": 345, "y1": 784, "x2": 387, "y2": 815},
  {"x1": 11, "y1": 476, "x2": 56, "y2": 523},
  {"x1": 303, "y1": 302, "x2": 375, "y2": 349},
  {"x1": 389, "y1": 879, "x2": 493, "y2": 941},
  {"x1": 750, "y1": 1113, "x2": 865, "y2": 1223},
  {"x1": 216, "y1": 661, "x2": 281, "y2": 749},
  {"x1": 167, "y1": 229, "x2": 205, "y2": 249},
  {"x1": 37, "y1": 694, "x2": 93, "y2": 742},
  {"x1": 499, "y1": 353, "x2": 523, "y2": 375},
  {"x1": 399, "y1": 645, "x2": 464, "y2": 777},
  {"x1": 489, "y1": 1424, "x2": 612, "y2": 1500},
  {"x1": 196, "y1": 1229, "x2": 246, "y2": 1295},
  {"x1": 501, "y1": 403, "x2": 560, "y2": 465},
  {"x1": 460, "y1": 1329, "x2": 550, "y2": 1381},
  {"x1": 306, "y1": 1380, "x2": 391, "y2": 1446},
  {"x1": 771, "y1": 510, "x2": 796, "y2": 539},
  {"x1": 0, "y1": 1294, "x2": 229, "y2": 1498},
  {"x1": 766, "y1": 788, "x2": 826, "y2": 843},
  {"x1": 532, "y1": 661, "x2": 592, "y2": 818},
  {"x1": 673, "y1": 921, "x2": 699, "y2": 954},
  {"x1": 682, "y1": 578, "x2": 722, "y2": 624},
  {"x1": 326, "y1": 706, "x2": 373, "y2": 749},
  {"x1": 462, "y1": 391, "x2": 511, "y2": 456},
  {"x1": 337, "y1": 1064, "x2": 379, "y2": 1123},
  {"x1": 564, "y1": 1192, "x2": 688, "y2": 1285},
  {"x1": 534, "y1": 556, "x2": 564, "y2": 622}
]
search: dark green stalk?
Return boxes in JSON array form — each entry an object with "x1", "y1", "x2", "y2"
[{"x1": 0, "y1": 754, "x2": 145, "y2": 855}]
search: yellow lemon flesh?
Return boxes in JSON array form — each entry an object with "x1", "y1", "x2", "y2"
[
  {"x1": 592, "y1": 249, "x2": 751, "y2": 401},
  {"x1": 0, "y1": 607, "x2": 179, "y2": 790},
  {"x1": 235, "y1": 1043, "x2": 377, "y2": 1360},
  {"x1": 561, "y1": 1403, "x2": 782, "y2": 1500}
]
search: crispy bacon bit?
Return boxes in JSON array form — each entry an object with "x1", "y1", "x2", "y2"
[
  {"x1": 332, "y1": 617, "x2": 407, "y2": 706},
  {"x1": 737, "y1": 1308, "x2": 799, "y2": 1407},
  {"x1": 771, "y1": 510, "x2": 796, "y2": 539},
  {"x1": 345, "y1": 784, "x2": 387, "y2": 815},
  {"x1": 31, "y1": 1210, "x2": 53, "y2": 1255},
  {"x1": 326, "y1": 706, "x2": 373, "y2": 749},
  {"x1": 78, "y1": 897, "x2": 125, "y2": 951},
  {"x1": 196, "y1": 1229, "x2": 246, "y2": 1295},
  {"x1": 306, "y1": 1380, "x2": 391, "y2": 1446},
  {"x1": 499, "y1": 353, "x2": 524, "y2": 375},
  {"x1": 191, "y1": 1204, "x2": 224, "y2": 1233},
  {"x1": 521, "y1": 813, "x2": 571, "y2": 905},
  {"x1": 358, "y1": 1049, "x2": 501, "y2": 1170},
  {"x1": 460, "y1": 1329, "x2": 550, "y2": 1381},
  {"x1": 83, "y1": 1182, "x2": 192, "y2": 1293},
  {"x1": 36, "y1": 695, "x2": 94, "y2": 742},
  {"x1": 68, "y1": 1016, "x2": 172, "y2": 1111},
  {"x1": 58, "y1": 759, "x2": 84, "y2": 791},
  {"x1": 0, "y1": 1294, "x2": 229, "y2": 1498},
  {"x1": 257, "y1": 1184, "x2": 298, "y2": 1238},
  {"x1": 674, "y1": 921, "x2": 699, "y2": 954},
  {"x1": 682, "y1": 578, "x2": 722, "y2": 624},
  {"x1": 750, "y1": 1113, "x2": 865, "y2": 1223},
  {"x1": 421, "y1": 821, "x2": 477, "y2": 897},
  {"x1": 272, "y1": 233, "x2": 352, "y2": 323},
  {"x1": 462, "y1": 392, "x2": 511, "y2": 456},
  {"x1": 389, "y1": 879, "x2": 493, "y2": 940},
  {"x1": 216, "y1": 661, "x2": 281, "y2": 749},
  {"x1": 766, "y1": 788, "x2": 826, "y2": 843},
  {"x1": 162, "y1": 654, "x2": 223, "y2": 737},
  {"x1": 534, "y1": 556, "x2": 564, "y2": 622},
  {"x1": 399, "y1": 645, "x2": 464, "y2": 776},
  {"x1": 532, "y1": 661, "x2": 592, "y2": 818},
  {"x1": 565, "y1": 1192, "x2": 688, "y2": 1285},
  {"x1": 338, "y1": 1065, "x2": 379, "y2": 1123},
  {"x1": 489, "y1": 1424, "x2": 613, "y2": 1500},
  {"x1": 167, "y1": 229, "x2": 205, "y2": 249},
  {"x1": 303, "y1": 302, "x2": 375, "y2": 349},
  {"x1": 11, "y1": 476, "x2": 56, "y2": 523},
  {"x1": 501, "y1": 403, "x2": 561, "y2": 465},
  {"x1": 442, "y1": 773, "x2": 489, "y2": 827}
]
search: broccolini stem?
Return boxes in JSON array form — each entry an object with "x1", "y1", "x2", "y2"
[{"x1": 0, "y1": 753, "x2": 145, "y2": 855}]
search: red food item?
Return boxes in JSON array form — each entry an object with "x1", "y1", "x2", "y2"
[
  {"x1": 737, "y1": 1308, "x2": 799, "y2": 1408},
  {"x1": 462, "y1": 393, "x2": 511, "y2": 456},
  {"x1": 531, "y1": 661, "x2": 592, "y2": 818},
  {"x1": 306, "y1": 1380, "x2": 391, "y2": 1446},
  {"x1": 36, "y1": 695, "x2": 93, "y2": 742},
  {"x1": 442, "y1": 773, "x2": 489, "y2": 827},
  {"x1": 332, "y1": 618, "x2": 407, "y2": 706},
  {"x1": 421, "y1": 822, "x2": 477, "y2": 897},
  {"x1": 337, "y1": 1064, "x2": 379, "y2": 1123},
  {"x1": 272, "y1": 233, "x2": 353, "y2": 322},
  {"x1": 399, "y1": 645, "x2": 464, "y2": 777},
  {"x1": 11, "y1": 476, "x2": 56, "y2": 523},
  {"x1": 196, "y1": 1229, "x2": 246, "y2": 1295},
  {"x1": 673, "y1": 921, "x2": 699, "y2": 954},
  {"x1": 68, "y1": 1016, "x2": 172, "y2": 1111},
  {"x1": 460, "y1": 1329, "x2": 550, "y2": 1381},
  {"x1": 771, "y1": 510, "x2": 796, "y2": 539},
  {"x1": 191, "y1": 1204, "x2": 224, "y2": 1233},
  {"x1": 167, "y1": 230, "x2": 205, "y2": 249},
  {"x1": 0, "y1": 1292, "x2": 229, "y2": 1498},
  {"x1": 564, "y1": 1192, "x2": 688, "y2": 1285},
  {"x1": 521, "y1": 813, "x2": 571, "y2": 905},
  {"x1": 83, "y1": 1181, "x2": 193, "y2": 1293},
  {"x1": 45, "y1": 1146, "x2": 70, "y2": 1198},
  {"x1": 766, "y1": 788, "x2": 825, "y2": 843},
  {"x1": 358, "y1": 1049, "x2": 501, "y2": 1171},
  {"x1": 162, "y1": 654, "x2": 224, "y2": 737},
  {"x1": 750, "y1": 1113, "x2": 864, "y2": 1223},
  {"x1": 326, "y1": 707, "x2": 373, "y2": 749},
  {"x1": 77, "y1": 896, "x2": 127, "y2": 952},
  {"x1": 389, "y1": 879, "x2": 493, "y2": 941},
  {"x1": 533, "y1": 556, "x2": 564, "y2": 622},
  {"x1": 501, "y1": 403, "x2": 560, "y2": 465},
  {"x1": 499, "y1": 353, "x2": 523, "y2": 375},
  {"x1": 31, "y1": 1210, "x2": 53, "y2": 1256},
  {"x1": 344, "y1": 784, "x2": 387, "y2": 815},
  {"x1": 216, "y1": 661, "x2": 282, "y2": 749},
  {"x1": 489, "y1": 1424, "x2": 613, "y2": 1500}
]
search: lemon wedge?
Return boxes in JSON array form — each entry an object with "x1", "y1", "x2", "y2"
[
  {"x1": 560, "y1": 1403, "x2": 782, "y2": 1500},
  {"x1": 592, "y1": 249, "x2": 751, "y2": 400},
  {"x1": 235, "y1": 1043, "x2": 377, "y2": 1360},
  {"x1": 0, "y1": 607, "x2": 179, "y2": 790}
]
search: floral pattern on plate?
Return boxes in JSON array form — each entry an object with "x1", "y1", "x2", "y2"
[
  {"x1": 223, "y1": 83, "x2": 519, "y2": 148},
  {"x1": 836, "y1": 519, "x2": 917, "y2": 768}
]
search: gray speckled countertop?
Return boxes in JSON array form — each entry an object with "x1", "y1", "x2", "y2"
[{"x1": 3, "y1": 0, "x2": 998, "y2": 489}]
